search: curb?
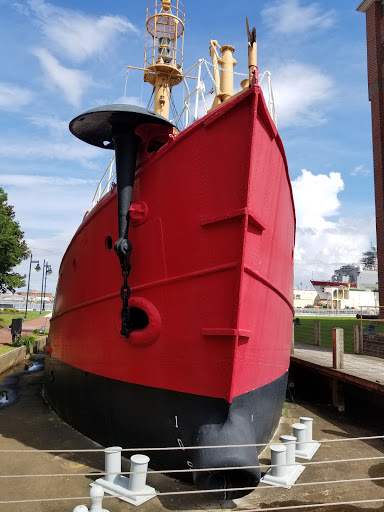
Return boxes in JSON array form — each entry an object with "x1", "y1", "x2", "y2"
[{"x1": 0, "y1": 336, "x2": 47, "y2": 374}]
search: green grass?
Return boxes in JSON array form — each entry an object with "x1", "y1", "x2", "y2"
[
  {"x1": 0, "y1": 345, "x2": 17, "y2": 355},
  {"x1": 0, "y1": 309, "x2": 50, "y2": 329},
  {"x1": 293, "y1": 316, "x2": 384, "y2": 353}
]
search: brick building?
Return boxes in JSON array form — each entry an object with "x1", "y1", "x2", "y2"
[{"x1": 358, "y1": 0, "x2": 384, "y2": 308}]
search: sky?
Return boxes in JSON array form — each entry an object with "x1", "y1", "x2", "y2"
[{"x1": 0, "y1": 0, "x2": 376, "y2": 294}]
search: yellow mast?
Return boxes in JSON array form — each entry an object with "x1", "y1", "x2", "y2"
[{"x1": 143, "y1": 0, "x2": 185, "y2": 119}]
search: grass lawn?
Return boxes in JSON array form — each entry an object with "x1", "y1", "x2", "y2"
[
  {"x1": 0, "y1": 345, "x2": 17, "y2": 356},
  {"x1": 0, "y1": 310, "x2": 50, "y2": 329},
  {"x1": 293, "y1": 316, "x2": 384, "y2": 353}
]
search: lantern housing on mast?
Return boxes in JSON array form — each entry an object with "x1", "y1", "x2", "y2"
[{"x1": 144, "y1": 0, "x2": 185, "y2": 118}]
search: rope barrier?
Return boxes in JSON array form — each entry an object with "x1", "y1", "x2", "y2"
[
  {"x1": 1, "y1": 495, "x2": 384, "y2": 508},
  {"x1": 0, "y1": 434, "x2": 383, "y2": 454},
  {"x1": 1, "y1": 454, "x2": 384, "y2": 479}
]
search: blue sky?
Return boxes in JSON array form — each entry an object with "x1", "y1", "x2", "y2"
[{"x1": 0, "y1": 0, "x2": 376, "y2": 293}]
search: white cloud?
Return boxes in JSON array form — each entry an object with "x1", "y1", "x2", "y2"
[
  {"x1": 0, "y1": 82, "x2": 33, "y2": 111},
  {"x1": 261, "y1": 0, "x2": 335, "y2": 36},
  {"x1": 263, "y1": 62, "x2": 333, "y2": 127},
  {"x1": 28, "y1": 115, "x2": 68, "y2": 136},
  {"x1": 351, "y1": 164, "x2": 371, "y2": 177},
  {"x1": 33, "y1": 48, "x2": 92, "y2": 107},
  {"x1": 26, "y1": 0, "x2": 139, "y2": 62},
  {"x1": 0, "y1": 137, "x2": 105, "y2": 168},
  {"x1": 292, "y1": 169, "x2": 376, "y2": 286},
  {"x1": 1, "y1": 174, "x2": 98, "y2": 188},
  {"x1": 3, "y1": 172, "x2": 100, "y2": 292}
]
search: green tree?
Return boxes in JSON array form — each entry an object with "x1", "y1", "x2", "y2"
[{"x1": 0, "y1": 187, "x2": 29, "y2": 293}]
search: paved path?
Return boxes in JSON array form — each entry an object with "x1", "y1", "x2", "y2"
[
  {"x1": 291, "y1": 341, "x2": 384, "y2": 393},
  {"x1": 0, "y1": 314, "x2": 51, "y2": 345}
]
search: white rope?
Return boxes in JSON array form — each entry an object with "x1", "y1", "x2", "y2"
[
  {"x1": 0, "y1": 434, "x2": 383, "y2": 453},
  {"x1": 1, "y1": 455, "x2": 384, "y2": 479},
  {"x1": 1, "y1": 496, "x2": 384, "y2": 508}
]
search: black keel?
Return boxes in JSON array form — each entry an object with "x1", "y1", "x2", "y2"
[{"x1": 45, "y1": 356, "x2": 287, "y2": 499}]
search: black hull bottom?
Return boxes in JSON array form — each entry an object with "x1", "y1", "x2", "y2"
[{"x1": 44, "y1": 356, "x2": 287, "y2": 499}]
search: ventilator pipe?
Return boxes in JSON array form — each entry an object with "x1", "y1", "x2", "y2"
[
  {"x1": 104, "y1": 446, "x2": 122, "y2": 483},
  {"x1": 279, "y1": 435, "x2": 297, "y2": 466},
  {"x1": 128, "y1": 454, "x2": 150, "y2": 493},
  {"x1": 300, "y1": 417, "x2": 313, "y2": 441},
  {"x1": 293, "y1": 423, "x2": 308, "y2": 452},
  {"x1": 270, "y1": 444, "x2": 287, "y2": 478}
]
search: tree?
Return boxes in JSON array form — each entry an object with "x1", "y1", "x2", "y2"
[{"x1": 0, "y1": 187, "x2": 29, "y2": 293}]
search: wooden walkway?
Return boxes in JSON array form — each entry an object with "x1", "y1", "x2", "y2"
[{"x1": 291, "y1": 342, "x2": 384, "y2": 394}]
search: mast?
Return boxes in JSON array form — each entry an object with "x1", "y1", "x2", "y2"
[{"x1": 144, "y1": 0, "x2": 185, "y2": 119}]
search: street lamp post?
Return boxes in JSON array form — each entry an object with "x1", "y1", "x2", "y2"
[
  {"x1": 39, "y1": 261, "x2": 52, "y2": 315},
  {"x1": 24, "y1": 253, "x2": 41, "y2": 320}
]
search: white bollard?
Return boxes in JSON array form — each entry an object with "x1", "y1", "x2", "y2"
[
  {"x1": 261, "y1": 441, "x2": 305, "y2": 488},
  {"x1": 89, "y1": 484, "x2": 109, "y2": 512},
  {"x1": 294, "y1": 419, "x2": 320, "y2": 460},
  {"x1": 128, "y1": 454, "x2": 150, "y2": 492},
  {"x1": 92, "y1": 449, "x2": 156, "y2": 506},
  {"x1": 270, "y1": 444, "x2": 287, "y2": 478},
  {"x1": 104, "y1": 446, "x2": 122, "y2": 483},
  {"x1": 293, "y1": 423, "x2": 308, "y2": 453},
  {"x1": 73, "y1": 506, "x2": 88, "y2": 512},
  {"x1": 300, "y1": 417, "x2": 313, "y2": 441},
  {"x1": 280, "y1": 435, "x2": 297, "y2": 466}
]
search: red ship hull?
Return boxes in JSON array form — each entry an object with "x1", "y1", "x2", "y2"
[{"x1": 45, "y1": 85, "x2": 295, "y2": 497}]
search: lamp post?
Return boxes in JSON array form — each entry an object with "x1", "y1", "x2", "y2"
[
  {"x1": 24, "y1": 254, "x2": 41, "y2": 320},
  {"x1": 39, "y1": 261, "x2": 52, "y2": 315}
]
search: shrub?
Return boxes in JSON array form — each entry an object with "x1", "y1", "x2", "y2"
[{"x1": 12, "y1": 335, "x2": 37, "y2": 352}]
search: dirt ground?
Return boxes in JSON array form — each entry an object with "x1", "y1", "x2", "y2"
[{"x1": 0, "y1": 358, "x2": 383, "y2": 512}]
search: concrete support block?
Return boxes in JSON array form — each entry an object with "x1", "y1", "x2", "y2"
[
  {"x1": 314, "y1": 320, "x2": 321, "y2": 346},
  {"x1": 93, "y1": 448, "x2": 156, "y2": 506},
  {"x1": 332, "y1": 328, "x2": 344, "y2": 369}
]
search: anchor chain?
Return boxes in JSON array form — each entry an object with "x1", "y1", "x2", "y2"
[{"x1": 115, "y1": 238, "x2": 133, "y2": 337}]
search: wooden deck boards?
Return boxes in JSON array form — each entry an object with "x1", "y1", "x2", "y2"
[{"x1": 291, "y1": 342, "x2": 384, "y2": 393}]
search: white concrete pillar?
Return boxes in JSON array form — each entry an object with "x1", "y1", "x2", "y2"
[
  {"x1": 300, "y1": 417, "x2": 313, "y2": 441},
  {"x1": 280, "y1": 435, "x2": 297, "y2": 466},
  {"x1": 293, "y1": 423, "x2": 308, "y2": 452},
  {"x1": 270, "y1": 444, "x2": 287, "y2": 478},
  {"x1": 128, "y1": 454, "x2": 150, "y2": 492},
  {"x1": 104, "y1": 446, "x2": 122, "y2": 483},
  {"x1": 89, "y1": 484, "x2": 108, "y2": 512}
]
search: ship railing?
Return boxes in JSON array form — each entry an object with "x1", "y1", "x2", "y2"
[
  {"x1": 170, "y1": 59, "x2": 278, "y2": 128},
  {"x1": 92, "y1": 156, "x2": 116, "y2": 208},
  {"x1": 92, "y1": 63, "x2": 276, "y2": 208},
  {"x1": 295, "y1": 308, "x2": 360, "y2": 317}
]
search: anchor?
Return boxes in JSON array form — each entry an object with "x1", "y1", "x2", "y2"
[{"x1": 70, "y1": 104, "x2": 174, "y2": 336}]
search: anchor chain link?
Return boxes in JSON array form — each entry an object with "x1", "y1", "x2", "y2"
[{"x1": 115, "y1": 238, "x2": 133, "y2": 337}]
